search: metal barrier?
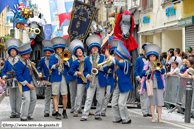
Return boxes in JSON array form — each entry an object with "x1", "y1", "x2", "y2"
[
  {"x1": 164, "y1": 76, "x2": 194, "y2": 116},
  {"x1": 164, "y1": 75, "x2": 180, "y2": 105},
  {"x1": 176, "y1": 77, "x2": 187, "y2": 108},
  {"x1": 191, "y1": 88, "x2": 194, "y2": 116}
]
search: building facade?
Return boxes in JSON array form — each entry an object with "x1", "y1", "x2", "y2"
[
  {"x1": 178, "y1": 0, "x2": 194, "y2": 51},
  {"x1": 138, "y1": 0, "x2": 184, "y2": 53}
]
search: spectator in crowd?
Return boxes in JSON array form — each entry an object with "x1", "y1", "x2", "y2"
[
  {"x1": 160, "y1": 54, "x2": 166, "y2": 73},
  {"x1": 139, "y1": 53, "x2": 143, "y2": 57},
  {"x1": 166, "y1": 48, "x2": 182, "y2": 73},
  {"x1": 179, "y1": 59, "x2": 194, "y2": 78},
  {"x1": 179, "y1": 51, "x2": 188, "y2": 59},
  {"x1": 179, "y1": 59, "x2": 187, "y2": 74},
  {"x1": 186, "y1": 46, "x2": 194, "y2": 59},
  {"x1": 166, "y1": 49, "x2": 174, "y2": 72},
  {"x1": 162, "y1": 52, "x2": 167, "y2": 62},
  {"x1": 0, "y1": 77, "x2": 5, "y2": 94},
  {"x1": 160, "y1": 54, "x2": 166, "y2": 66},
  {"x1": 167, "y1": 61, "x2": 179, "y2": 77}
]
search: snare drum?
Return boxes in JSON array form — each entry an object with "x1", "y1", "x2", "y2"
[{"x1": 6, "y1": 78, "x2": 18, "y2": 88}]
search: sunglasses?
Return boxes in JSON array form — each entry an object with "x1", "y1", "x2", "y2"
[{"x1": 25, "y1": 27, "x2": 41, "y2": 35}]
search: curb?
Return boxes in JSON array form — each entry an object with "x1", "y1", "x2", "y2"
[{"x1": 0, "y1": 91, "x2": 6, "y2": 104}]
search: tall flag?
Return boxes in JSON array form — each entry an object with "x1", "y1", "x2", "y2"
[
  {"x1": 6, "y1": 11, "x2": 14, "y2": 24},
  {"x1": 44, "y1": 24, "x2": 52, "y2": 39},
  {"x1": 55, "y1": 31, "x2": 63, "y2": 37},
  {"x1": 56, "y1": 0, "x2": 74, "y2": 38},
  {"x1": 49, "y1": 0, "x2": 59, "y2": 34},
  {"x1": 68, "y1": 1, "x2": 97, "y2": 42}
]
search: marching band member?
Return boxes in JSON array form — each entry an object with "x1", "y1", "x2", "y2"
[
  {"x1": 14, "y1": 41, "x2": 37, "y2": 121},
  {"x1": 37, "y1": 40, "x2": 55, "y2": 117},
  {"x1": 69, "y1": 55, "x2": 78, "y2": 114},
  {"x1": 104, "y1": 41, "x2": 133, "y2": 124},
  {"x1": 80, "y1": 35, "x2": 109, "y2": 121},
  {"x1": 65, "y1": 38, "x2": 78, "y2": 114},
  {"x1": 69, "y1": 39, "x2": 86, "y2": 117},
  {"x1": 49, "y1": 37, "x2": 70, "y2": 120},
  {"x1": 141, "y1": 44, "x2": 165, "y2": 123},
  {"x1": 134, "y1": 43, "x2": 151, "y2": 117},
  {"x1": 2, "y1": 38, "x2": 22, "y2": 118},
  {"x1": 101, "y1": 39, "x2": 120, "y2": 116}
]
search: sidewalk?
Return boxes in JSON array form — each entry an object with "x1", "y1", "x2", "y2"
[
  {"x1": 0, "y1": 96, "x2": 194, "y2": 129},
  {"x1": 0, "y1": 91, "x2": 5, "y2": 104},
  {"x1": 130, "y1": 107, "x2": 194, "y2": 129}
]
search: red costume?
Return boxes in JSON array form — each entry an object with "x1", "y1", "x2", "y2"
[{"x1": 113, "y1": 10, "x2": 138, "y2": 53}]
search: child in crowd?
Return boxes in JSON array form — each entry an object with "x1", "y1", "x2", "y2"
[
  {"x1": 179, "y1": 59, "x2": 187, "y2": 74},
  {"x1": 167, "y1": 61, "x2": 179, "y2": 77},
  {"x1": 179, "y1": 59, "x2": 194, "y2": 78}
]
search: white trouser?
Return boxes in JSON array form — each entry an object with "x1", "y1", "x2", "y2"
[
  {"x1": 21, "y1": 87, "x2": 37, "y2": 119},
  {"x1": 101, "y1": 85, "x2": 112, "y2": 114},
  {"x1": 74, "y1": 83, "x2": 86, "y2": 113},
  {"x1": 69, "y1": 80, "x2": 77, "y2": 112},
  {"x1": 44, "y1": 86, "x2": 55, "y2": 114},
  {"x1": 140, "y1": 91, "x2": 151, "y2": 115},
  {"x1": 112, "y1": 83, "x2": 130, "y2": 122},
  {"x1": 9, "y1": 88, "x2": 22, "y2": 116},
  {"x1": 82, "y1": 77, "x2": 105, "y2": 119}
]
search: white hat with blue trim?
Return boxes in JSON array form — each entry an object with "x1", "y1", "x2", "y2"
[
  {"x1": 16, "y1": 41, "x2": 32, "y2": 55},
  {"x1": 86, "y1": 34, "x2": 102, "y2": 52},
  {"x1": 145, "y1": 44, "x2": 161, "y2": 59},
  {"x1": 108, "y1": 39, "x2": 123, "y2": 52},
  {"x1": 5, "y1": 38, "x2": 21, "y2": 55},
  {"x1": 142, "y1": 42, "x2": 150, "y2": 50},
  {"x1": 114, "y1": 41, "x2": 130, "y2": 60},
  {"x1": 42, "y1": 40, "x2": 54, "y2": 52},
  {"x1": 69, "y1": 39, "x2": 84, "y2": 56},
  {"x1": 51, "y1": 36, "x2": 67, "y2": 49}
]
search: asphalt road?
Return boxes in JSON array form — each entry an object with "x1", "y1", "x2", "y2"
[{"x1": 0, "y1": 97, "x2": 193, "y2": 129}]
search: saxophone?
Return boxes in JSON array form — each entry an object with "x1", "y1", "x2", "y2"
[{"x1": 90, "y1": 51, "x2": 98, "y2": 87}]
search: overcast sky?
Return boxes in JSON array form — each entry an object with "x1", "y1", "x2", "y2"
[{"x1": 32, "y1": 0, "x2": 51, "y2": 24}]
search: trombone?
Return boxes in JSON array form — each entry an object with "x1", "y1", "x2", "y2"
[
  {"x1": 29, "y1": 61, "x2": 46, "y2": 78},
  {"x1": 96, "y1": 58, "x2": 112, "y2": 69}
]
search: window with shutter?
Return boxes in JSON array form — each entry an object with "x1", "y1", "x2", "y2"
[
  {"x1": 148, "y1": 0, "x2": 153, "y2": 8},
  {"x1": 141, "y1": 0, "x2": 153, "y2": 11}
]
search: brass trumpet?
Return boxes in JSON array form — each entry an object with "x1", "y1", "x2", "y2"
[
  {"x1": 96, "y1": 58, "x2": 111, "y2": 69},
  {"x1": 61, "y1": 51, "x2": 71, "y2": 61},
  {"x1": 150, "y1": 59, "x2": 163, "y2": 71}
]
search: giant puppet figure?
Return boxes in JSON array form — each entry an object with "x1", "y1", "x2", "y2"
[
  {"x1": 26, "y1": 14, "x2": 45, "y2": 96},
  {"x1": 113, "y1": 7, "x2": 138, "y2": 102},
  {"x1": 27, "y1": 14, "x2": 45, "y2": 65}
]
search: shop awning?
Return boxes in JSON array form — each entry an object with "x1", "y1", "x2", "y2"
[
  {"x1": 137, "y1": 23, "x2": 178, "y2": 34},
  {"x1": 178, "y1": 16, "x2": 194, "y2": 27}
]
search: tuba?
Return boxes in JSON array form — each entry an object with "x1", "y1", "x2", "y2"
[{"x1": 90, "y1": 51, "x2": 98, "y2": 87}]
